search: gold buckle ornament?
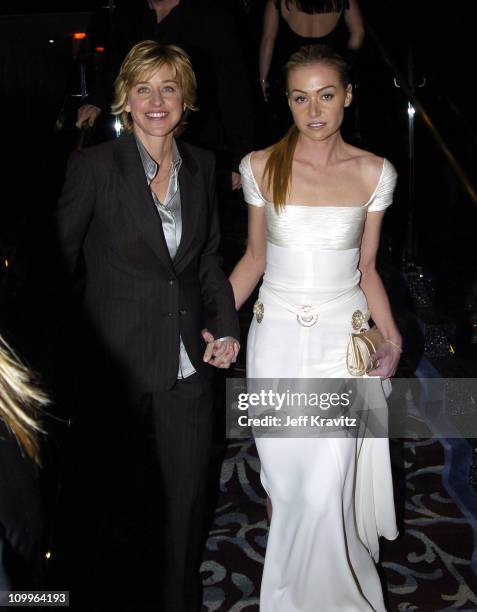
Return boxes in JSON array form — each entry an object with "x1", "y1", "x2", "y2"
[
  {"x1": 297, "y1": 305, "x2": 318, "y2": 327},
  {"x1": 253, "y1": 301, "x2": 264, "y2": 323},
  {"x1": 351, "y1": 309, "x2": 370, "y2": 331}
]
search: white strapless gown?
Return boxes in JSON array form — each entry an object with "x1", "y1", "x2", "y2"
[{"x1": 239, "y1": 154, "x2": 399, "y2": 612}]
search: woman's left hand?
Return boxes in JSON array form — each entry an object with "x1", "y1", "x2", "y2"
[{"x1": 368, "y1": 341, "x2": 402, "y2": 378}]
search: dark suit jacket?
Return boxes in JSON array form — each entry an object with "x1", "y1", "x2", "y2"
[
  {"x1": 57, "y1": 133, "x2": 239, "y2": 393},
  {"x1": 88, "y1": 0, "x2": 253, "y2": 170}
]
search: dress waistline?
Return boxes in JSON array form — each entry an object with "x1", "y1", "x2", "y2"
[{"x1": 259, "y1": 283, "x2": 361, "y2": 327}]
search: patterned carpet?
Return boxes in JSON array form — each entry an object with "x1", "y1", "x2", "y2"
[{"x1": 200, "y1": 437, "x2": 477, "y2": 611}]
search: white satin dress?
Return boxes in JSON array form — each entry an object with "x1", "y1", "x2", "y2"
[{"x1": 239, "y1": 153, "x2": 399, "y2": 612}]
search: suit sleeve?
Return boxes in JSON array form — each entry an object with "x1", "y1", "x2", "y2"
[
  {"x1": 56, "y1": 150, "x2": 96, "y2": 280},
  {"x1": 199, "y1": 155, "x2": 240, "y2": 340}
]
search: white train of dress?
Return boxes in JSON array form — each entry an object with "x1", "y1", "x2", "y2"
[{"x1": 239, "y1": 153, "x2": 399, "y2": 612}]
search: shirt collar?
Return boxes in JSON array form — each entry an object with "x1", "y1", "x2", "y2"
[{"x1": 135, "y1": 136, "x2": 182, "y2": 185}]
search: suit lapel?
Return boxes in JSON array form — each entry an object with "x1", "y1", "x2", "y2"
[
  {"x1": 115, "y1": 134, "x2": 175, "y2": 273},
  {"x1": 174, "y1": 140, "x2": 200, "y2": 267}
]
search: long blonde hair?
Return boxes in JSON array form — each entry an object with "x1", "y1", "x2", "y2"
[
  {"x1": 0, "y1": 335, "x2": 47, "y2": 465},
  {"x1": 264, "y1": 44, "x2": 350, "y2": 211}
]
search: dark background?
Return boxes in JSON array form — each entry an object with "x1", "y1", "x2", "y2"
[{"x1": 1, "y1": 0, "x2": 475, "y2": 357}]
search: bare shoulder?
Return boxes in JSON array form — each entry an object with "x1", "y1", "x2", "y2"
[
  {"x1": 249, "y1": 149, "x2": 271, "y2": 182},
  {"x1": 358, "y1": 154, "x2": 385, "y2": 186},
  {"x1": 344, "y1": 146, "x2": 385, "y2": 187}
]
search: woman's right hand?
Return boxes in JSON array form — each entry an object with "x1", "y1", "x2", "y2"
[{"x1": 76, "y1": 104, "x2": 102, "y2": 128}]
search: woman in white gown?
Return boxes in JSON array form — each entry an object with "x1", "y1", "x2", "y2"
[{"x1": 229, "y1": 45, "x2": 402, "y2": 611}]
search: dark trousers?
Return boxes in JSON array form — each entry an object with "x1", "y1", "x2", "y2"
[{"x1": 137, "y1": 373, "x2": 214, "y2": 612}]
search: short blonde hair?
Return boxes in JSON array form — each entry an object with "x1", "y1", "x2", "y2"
[{"x1": 111, "y1": 40, "x2": 198, "y2": 132}]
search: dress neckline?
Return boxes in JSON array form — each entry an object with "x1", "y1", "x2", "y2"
[{"x1": 246, "y1": 154, "x2": 387, "y2": 209}]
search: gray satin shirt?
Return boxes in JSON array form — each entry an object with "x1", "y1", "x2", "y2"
[{"x1": 136, "y1": 136, "x2": 196, "y2": 379}]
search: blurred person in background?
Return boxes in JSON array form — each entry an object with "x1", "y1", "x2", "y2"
[
  {"x1": 259, "y1": 0, "x2": 364, "y2": 137},
  {"x1": 0, "y1": 335, "x2": 46, "y2": 597}
]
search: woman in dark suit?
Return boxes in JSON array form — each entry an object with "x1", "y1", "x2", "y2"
[{"x1": 57, "y1": 41, "x2": 240, "y2": 612}]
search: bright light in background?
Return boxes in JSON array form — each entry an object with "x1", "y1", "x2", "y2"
[
  {"x1": 407, "y1": 102, "x2": 415, "y2": 117},
  {"x1": 114, "y1": 117, "x2": 122, "y2": 138},
  {"x1": 95, "y1": 46, "x2": 105, "y2": 53},
  {"x1": 73, "y1": 32, "x2": 87, "y2": 40},
  {"x1": 4, "y1": 259, "x2": 8, "y2": 269},
  {"x1": 49, "y1": 39, "x2": 55, "y2": 44}
]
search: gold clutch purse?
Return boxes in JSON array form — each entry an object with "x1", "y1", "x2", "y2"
[{"x1": 347, "y1": 325, "x2": 385, "y2": 376}]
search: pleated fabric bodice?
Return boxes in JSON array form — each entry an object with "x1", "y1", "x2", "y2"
[
  {"x1": 239, "y1": 153, "x2": 397, "y2": 300},
  {"x1": 239, "y1": 152, "x2": 397, "y2": 250}
]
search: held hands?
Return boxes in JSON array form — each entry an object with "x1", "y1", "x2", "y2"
[
  {"x1": 368, "y1": 340, "x2": 402, "y2": 379},
  {"x1": 202, "y1": 329, "x2": 240, "y2": 369}
]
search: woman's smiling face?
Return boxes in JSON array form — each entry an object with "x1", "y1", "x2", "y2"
[{"x1": 126, "y1": 62, "x2": 185, "y2": 142}]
